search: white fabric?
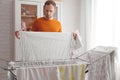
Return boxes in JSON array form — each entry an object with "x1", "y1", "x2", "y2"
[
  {"x1": 71, "y1": 32, "x2": 84, "y2": 58},
  {"x1": 57, "y1": 64, "x2": 85, "y2": 80},
  {"x1": 17, "y1": 32, "x2": 82, "y2": 61},
  {"x1": 13, "y1": 64, "x2": 85, "y2": 80},
  {"x1": 87, "y1": 46, "x2": 116, "y2": 80},
  {"x1": 16, "y1": 67, "x2": 58, "y2": 80}
]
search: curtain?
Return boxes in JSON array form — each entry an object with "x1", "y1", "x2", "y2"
[
  {"x1": 82, "y1": 0, "x2": 120, "y2": 80},
  {"x1": 79, "y1": 0, "x2": 93, "y2": 51}
]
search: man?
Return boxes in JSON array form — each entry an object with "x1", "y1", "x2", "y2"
[
  {"x1": 31, "y1": 0, "x2": 62, "y2": 32},
  {"x1": 15, "y1": 0, "x2": 62, "y2": 39}
]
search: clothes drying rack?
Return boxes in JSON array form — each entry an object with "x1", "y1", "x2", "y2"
[
  {"x1": 0, "y1": 46, "x2": 116, "y2": 80},
  {"x1": 0, "y1": 56, "x2": 89, "y2": 80}
]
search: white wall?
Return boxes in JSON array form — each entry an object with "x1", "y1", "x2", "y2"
[
  {"x1": 0, "y1": 0, "x2": 81, "y2": 80},
  {"x1": 62, "y1": 0, "x2": 80, "y2": 32}
]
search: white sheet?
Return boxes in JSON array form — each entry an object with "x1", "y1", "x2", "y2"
[
  {"x1": 15, "y1": 64, "x2": 85, "y2": 80},
  {"x1": 16, "y1": 32, "x2": 82, "y2": 61},
  {"x1": 16, "y1": 67, "x2": 58, "y2": 80}
]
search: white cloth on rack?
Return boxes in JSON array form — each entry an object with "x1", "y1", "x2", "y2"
[
  {"x1": 58, "y1": 64, "x2": 85, "y2": 80},
  {"x1": 15, "y1": 64, "x2": 85, "y2": 80},
  {"x1": 87, "y1": 46, "x2": 116, "y2": 80},
  {"x1": 16, "y1": 67, "x2": 58, "y2": 80},
  {"x1": 16, "y1": 32, "x2": 83, "y2": 61}
]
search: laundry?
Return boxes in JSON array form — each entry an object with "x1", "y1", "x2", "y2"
[
  {"x1": 9, "y1": 60, "x2": 86, "y2": 80},
  {"x1": 17, "y1": 31, "x2": 82, "y2": 61},
  {"x1": 58, "y1": 64, "x2": 85, "y2": 80},
  {"x1": 6, "y1": 46, "x2": 116, "y2": 80}
]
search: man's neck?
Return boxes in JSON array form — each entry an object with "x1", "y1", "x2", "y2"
[{"x1": 44, "y1": 16, "x2": 53, "y2": 20}]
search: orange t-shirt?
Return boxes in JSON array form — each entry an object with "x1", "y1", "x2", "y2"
[{"x1": 31, "y1": 17, "x2": 62, "y2": 32}]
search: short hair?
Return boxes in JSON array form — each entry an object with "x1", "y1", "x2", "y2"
[{"x1": 44, "y1": 0, "x2": 56, "y2": 8}]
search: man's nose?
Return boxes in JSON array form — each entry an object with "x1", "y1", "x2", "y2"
[{"x1": 47, "y1": 11, "x2": 51, "y2": 15}]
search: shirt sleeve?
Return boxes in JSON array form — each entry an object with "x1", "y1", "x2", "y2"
[{"x1": 59, "y1": 22, "x2": 62, "y2": 32}]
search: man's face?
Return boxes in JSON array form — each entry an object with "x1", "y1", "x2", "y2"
[{"x1": 44, "y1": 4, "x2": 56, "y2": 20}]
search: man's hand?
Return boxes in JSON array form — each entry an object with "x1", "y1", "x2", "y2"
[
  {"x1": 73, "y1": 33, "x2": 77, "y2": 40},
  {"x1": 15, "y1": 31, "x2": 20, "y2": 39}
]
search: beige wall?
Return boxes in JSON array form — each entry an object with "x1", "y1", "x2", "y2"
[{"x1": 0, "y1": 0, "x2": 14, "y2": 79}]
